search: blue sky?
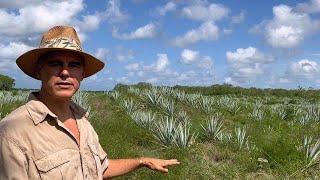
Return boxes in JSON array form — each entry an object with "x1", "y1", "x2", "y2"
[{"x1": 0, "y1": 0, "x2": 320, "y2": 90}]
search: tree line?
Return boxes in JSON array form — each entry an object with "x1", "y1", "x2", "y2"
[{"x1": 0, "y1": 74, "x2": 15, "y2": 90}]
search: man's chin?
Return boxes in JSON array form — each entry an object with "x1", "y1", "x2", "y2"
[{"x1": 53, "y1": 89, "x2": 76, "y2": 99}]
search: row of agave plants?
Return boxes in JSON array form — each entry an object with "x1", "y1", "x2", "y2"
[
  {"x1": 106, "y1": 90, "x2": 256, "y2": 151},
  {"x1": 0, "y1": 90, "x2": 29, "y2": 105},
  {"x1": 106, "y1": 87, "x2": 320, "y2": 170},
  {"x1": 128, "y1": 86, "x2": 320, "y2": 126},
  {"x1": 0, "y1": 90, "x2": 30, "y2": 119}
]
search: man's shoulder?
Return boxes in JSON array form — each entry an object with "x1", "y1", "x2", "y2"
[{"x1": 0, "y1": 103, "x2": 34, "y2": 137}]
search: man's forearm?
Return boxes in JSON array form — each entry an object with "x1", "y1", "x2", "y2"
[
  {"x1": 103, "y1": 157, "x2": 180, "y2": 179},
  {"x1": 103, "y1": 158, "x2": 143, "y2": 179}
]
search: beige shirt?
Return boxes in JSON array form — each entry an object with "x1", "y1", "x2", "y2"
[{"x1": 0, "y1": 92, "x2": 109, "y2": 180}]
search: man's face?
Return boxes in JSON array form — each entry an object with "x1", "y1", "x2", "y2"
[{"x1": 38, "y1": 51, "x2": 84, "y2": 100}]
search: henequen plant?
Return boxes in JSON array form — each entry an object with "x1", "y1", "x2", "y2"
[
  {"x1": 130, "y1": 111, "x2": 155, "y2": 129},
  {"x1": 248, "y1": 108, "x2": 265, "y2": 121},
  {"x1": 151, "y1": 116, "x2": 176, "y2": 148},
  {"x1": 72, "y1": 90, "x2": 92, "y2": 115},
  {"x1": 107, "y1": 90, "x2": 120, "y2": 101},
  {"x1": 234, "y1": 126, "x2": 250, "y2": 150},
  {"x1": 151, "y1": 116, "x2": 196, "y2": 149},
  {"x1": 173, "y1": 123, "x2": 197, "y2": 149},
  {"x1": 121, "y1": 98, "x2": 137, "y2": 115},
  {"x1": 201, "y1": 113, "x2": 224, "y2": 141},
  {"x1": 176, "y1": 110, "x2": 190, "y2": 126}
]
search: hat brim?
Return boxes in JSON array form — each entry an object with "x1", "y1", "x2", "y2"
[{"x1": 16, "y1": 48, "x2": 105, "y2": 80}]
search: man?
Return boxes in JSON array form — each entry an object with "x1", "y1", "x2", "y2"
[{"x1": 0, "y1": 26, "x2": 179, "y2": 179}]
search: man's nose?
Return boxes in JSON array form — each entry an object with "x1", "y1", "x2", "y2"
[{"x1": 59, "y1": 64, "x2": 70, "y2": 77}]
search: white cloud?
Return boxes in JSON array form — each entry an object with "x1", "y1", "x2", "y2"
[
  {"x1": 223, "y1": 28, "x2": 232, "y2": 35},
  {"x1": 0, "y1": 0, "x2": 42, "y2": 8},
  {"x1": 224, "y1": 76, "x2": 238, "y2": 85},
  {"x1": 270, "y1": 59, "x2": 320, "y2": 87},
  {"x1": 226, "y1": 46, "x2": 274, "y2": 84},
  {"x1": 75, "y1": 14, "x2": 101, "y2": 31},
  {"x1": 289, "y1": 59, "x2": 319, "y2": 78},
  {"x1": 125, "y1": 63, "x2": 140, "y2": 71},
  {"x1": 114, "y1": 48, "x2": 134, "y2": 62},
  {"x1": 251, "y1": 4, "x2": 320, "y2": 48},
  {"x1": 156, "y1": 2, "x2": 176, "y2": 16},
  {"x1": 198, "y1": 56, "x2": 214, "y2": 69},
  {"x1": 181, "y1": 49, "x2": 199, "y2": 64},
  {"x1": 0, "y1": 0, "x2": 84, "y2": 37},
  {"x1": 231, "y1": 11, "x2": 246, "y2": 24},
  {"x1": 181, "y1": 3, "x2": 229, "y2": 22},
  {"x1": 153, "y1": 54, "x2": 169, "y2": 72},
  {"x1": 226, "y1": 46, "x2": 273, "y2": 64},
  {"x1": 144, "y1": 53, "x2": 170, "y2": 73},
  {"x1": 0, "y1": 42, "x2": 34, "y2": 72},
  {"x1": 112, "y1": 23, "x2": 157, "y2": 40},
  {"x1": 296, "y1": 0, "x2": 320, "y2": 14},
  {"x1": 146, "y1": 77, "x2": 158, "y2": 83},
  {"x1": 116, "y1": 76, "x2": 129, "y2": 83},
  {"x1": 173, "y1": 21, "x2": 219, "y2": 47},
  {"x1": 0, "y1": 42, "x2": 34, "y2": 59},
  {"x1": 94, "y1": 48, "x2": 109, "y2": 62},
  {"x1": 103, "y1": 0, "x2": 129, "y2": 23},
  {"x1": 180, "y1": 49, "x2": 214, "y2": 69}
]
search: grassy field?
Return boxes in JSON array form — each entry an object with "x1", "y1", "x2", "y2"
[{"x1": 1, "y1": 85, "x2": 320, "y2": 179}]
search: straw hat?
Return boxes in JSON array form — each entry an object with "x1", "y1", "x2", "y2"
[{"x1": 16, "y1": 25, "x2": 104, "y2": 80}]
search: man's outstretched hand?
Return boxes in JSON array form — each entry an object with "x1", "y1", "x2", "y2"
[{"x1": 139, "y1": 157, "x2": 180, "y2": 173}]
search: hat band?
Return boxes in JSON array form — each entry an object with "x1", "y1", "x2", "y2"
[{"x1": 40, "y1": 37, "x2": 82, "y2": 51}]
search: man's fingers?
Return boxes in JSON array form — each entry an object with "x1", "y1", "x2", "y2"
[
  {"x1": 156, "y1": 166, "x2": 169, "y2": 173},
  {"x1": 163, "y1": 159, "x2": 180, "y2": 166}
]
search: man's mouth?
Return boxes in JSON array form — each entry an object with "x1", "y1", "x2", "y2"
[{"x1": 56, "y1": 81, "x2": 73, "y2": 88}]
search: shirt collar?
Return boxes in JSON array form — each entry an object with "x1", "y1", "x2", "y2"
[{"x1": 25, "y1": 92, "x2": 88, "y2": 125}]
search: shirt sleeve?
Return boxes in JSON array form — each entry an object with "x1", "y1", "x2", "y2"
[
  {"x1": 87, "y1": 122, "x2": 109, "y2": 176},
  {"x1": 0, "y1": 135, "x2": 28, "y2": 180}
]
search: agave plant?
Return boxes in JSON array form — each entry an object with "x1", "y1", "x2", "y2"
[
  {"x1": 234, "y1": 127, "x2": 250, "y2": 150},
  {"x1": 159, "y1": 87, "x2": 174, "y2": 95},
  {"x1": 151, "y1": 116, "x2": 176, "y2": 148},
  {"x1": 130, "y1": 111, "x2": 155, "y2": 129},
  {"x1": 226, "y1": 100, "x2": 241, "y2": 116},
  {"x1": 0, "y1": 90, "x2": 29, "y2": 104},
  {"x1": 201, "y1": 113, "x2": 224, "y2": 141},
  {"x1": 217, "y1": 132, "x2": 233, "y2": 142},
  {"x1": 185, "y1": 94, "x2": 200, "y2": 107},
  {"x1": 295, "y1": 113, "x2": 311, "y2": 125},
  {"x1": 108, "y1": 91, "x2": 120, "y2": 101},
  {"x1": 72, "y1": 90, "x2": 91, "y2": 111},
  {"x1": 270, "y1": 105, "x2": 288, "y2": 120},
  {"x1": 121, "y1": 98, "x2": 137, "y2": 115},
  {"x1": 161, "y1": 99, "x2": 175, "y2": 117},
  {"x1": 248, "y1": 108, "x2": 265, "y2": 121},
  {"x1": 146, "y1": 89, "x2": 162, "y2": 106},
  {"x1": 173, "y1": 90, "x2": 186, "y2": 101},
  {"x1": 128, "y1": 87, "x2": 141, "y2": 96},
  {"x1": 297, "y1": 136, "x2": 320, "y2": 168},
  {"x1": 176, "y1": 110, "x2": 190, "y2": 126},
  {"x1": 306, "y1": 105, "x2": 320, "y2": 122},
  {"x1": 173, "y1": 123, "x2": 197, "y2": 149},
  {"x1": 306, "y1": 139, "x2": 320, "y2": 168},
  {"x1": 198, "y1": 97, "x2": 213, "y2": 113}
]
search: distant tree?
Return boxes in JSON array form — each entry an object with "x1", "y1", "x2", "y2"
[{"x1": 0, "y1": 74, "x2": 15, "y2": 90}]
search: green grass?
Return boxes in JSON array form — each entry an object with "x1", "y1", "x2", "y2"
[{"x1": 2, "y1": 86, "x2": 320, "y2": 179}]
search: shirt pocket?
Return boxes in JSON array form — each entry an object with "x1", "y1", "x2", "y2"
[{"x1": 34, "y1": 150, "x2": 70, "y2": 180}]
